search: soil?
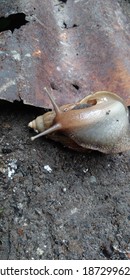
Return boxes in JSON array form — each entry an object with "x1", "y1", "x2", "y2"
[{"x1": 0, "y1": 0, "x2": 130, "y2": 260}]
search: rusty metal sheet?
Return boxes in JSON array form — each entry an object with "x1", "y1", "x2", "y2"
[{"x1": 0, "y1": 0, "x2": 130, "y2": 108}]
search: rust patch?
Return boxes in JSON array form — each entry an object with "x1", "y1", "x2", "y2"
[{"x1": 0, "y1": 0, "x2": 130, "y2": 108}]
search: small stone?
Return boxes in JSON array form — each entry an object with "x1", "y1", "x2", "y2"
[
  {"x1": 36, "y1": 247, "x2": 44, "y2": 256},
  {"x1": 90, "y1": 175, "x2": 97, "y2": 184},
  {"x1": 83, "y1": 168, "x2": 88, "y2": 173},
  {"x1": 43, "y1": 165, "x2": 52, "y2": 173},
  {"x1": 8, "y1": 159, "x2": 17, "y2": 179}
]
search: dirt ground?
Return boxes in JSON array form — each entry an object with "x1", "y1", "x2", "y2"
[
  {"x1": 0, "y1": 0, "x2": 130, "y2": 260},
  {"x1": 0, "y1": 101, "x2": 130, "y2": 260}
]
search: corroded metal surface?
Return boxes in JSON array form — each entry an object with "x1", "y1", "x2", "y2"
[{"x1": 0, "y1": 0, "x2": 130, "y2": 108}]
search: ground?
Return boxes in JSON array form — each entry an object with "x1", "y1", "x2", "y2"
[
  {"x1": 0, "y1": 0, "x2": 130, "y2": 260},
  {"x1": 0, "y1": 101, "x2": 130, "y2": 260}
]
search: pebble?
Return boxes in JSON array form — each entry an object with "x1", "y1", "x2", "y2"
[
  {"x1": 43, "y1": 165, "x2": 52, "y2": 173},
  {"x1": 90, "y1": 175, "x2": 97, "y2": 184},
  {"x1": 36, "y1": 247, "x2": 44, "y2": 256}
]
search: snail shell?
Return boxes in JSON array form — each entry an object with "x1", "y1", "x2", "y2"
[{"x1": 28, "y1": 88, "x2": 130, "y2": 154}]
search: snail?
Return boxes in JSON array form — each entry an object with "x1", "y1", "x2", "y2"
[{"x1": 28, "y1": 88, "x2": 130, "y2": 154}]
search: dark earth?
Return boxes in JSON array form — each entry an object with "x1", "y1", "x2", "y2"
[{"x1": 0, "y1": 0, "x2": 130, "y2": 260}]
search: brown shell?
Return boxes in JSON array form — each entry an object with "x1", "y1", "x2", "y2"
[
  {"x1": 0, "y1": 0, "x2": 130, "y2": 107},
  {"x1": 28, "y1": 91, "x2": 130, "y2": 154}
]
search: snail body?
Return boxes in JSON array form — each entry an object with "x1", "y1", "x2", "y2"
[{"x1": 28, "y1": 89, "x2": 130, "y2": 154}]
